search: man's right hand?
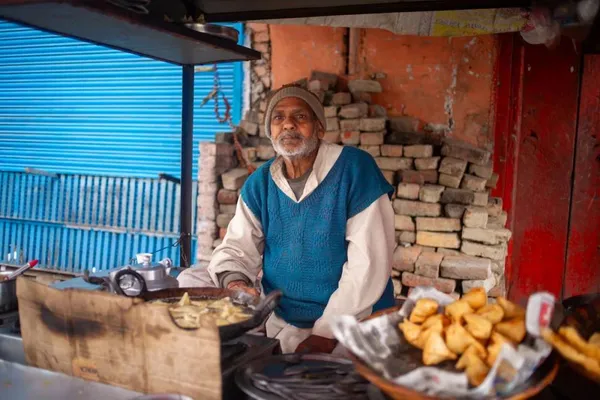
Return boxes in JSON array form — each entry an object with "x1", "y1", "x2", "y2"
[{"x1": 226, "y1": 280, "x2": 259, "y2": 297}]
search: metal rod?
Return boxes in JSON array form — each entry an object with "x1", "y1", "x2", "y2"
[{"x1": 180, "y1": 65, "x2": 194, "y2": 268}]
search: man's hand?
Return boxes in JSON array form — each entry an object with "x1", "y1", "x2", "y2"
[
  {"x1": 226, "y1": 280, "x2": 259, "y2": 297},
  {"x1": 295, "y1": 335, "x2": 337, "y2": 354}
]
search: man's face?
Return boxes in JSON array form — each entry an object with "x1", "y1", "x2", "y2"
[{"x1": 270, "y1": 97, "x2": 324, "y2": 159}]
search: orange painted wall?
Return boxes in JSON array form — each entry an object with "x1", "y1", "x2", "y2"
[
  {"x1": 269, "y1": 25, "x2": 498, "y2": 148},
  {"x1": 270, "y1": 25, "x2": 347, "y2": 89}
]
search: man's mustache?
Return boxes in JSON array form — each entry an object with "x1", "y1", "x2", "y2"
[{"x1": 276, "y1": 131, "x2": 304, "y2": 142}]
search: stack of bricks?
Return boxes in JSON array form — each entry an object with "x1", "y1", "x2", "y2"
[
  {"x1": 391, "y1": 138, "x2": 510, "y2": 300},
  {"x1": 247, "y1": 23, "x2": 271, "y2": 108}
]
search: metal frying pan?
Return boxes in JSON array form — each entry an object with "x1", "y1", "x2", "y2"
[{"x1": 140, "y1": 287, "x2": 282, "y2": 342}]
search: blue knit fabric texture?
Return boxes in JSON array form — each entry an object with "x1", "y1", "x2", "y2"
[{"x1": 241, "y1": 146, "x2": 394, "y2": 328}]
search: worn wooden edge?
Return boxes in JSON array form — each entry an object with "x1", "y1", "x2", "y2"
[{"x1": 347, "y1": 306, "x2": 559, "y2": 400}]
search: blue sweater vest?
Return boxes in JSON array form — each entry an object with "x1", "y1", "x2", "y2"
[{"x1": 241, "y1": 146, "x2": 395, "y2": 328}]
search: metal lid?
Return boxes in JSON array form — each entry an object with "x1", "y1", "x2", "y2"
[{"x1": 183, "y1": 23, "x2": 239, "y2": 42}]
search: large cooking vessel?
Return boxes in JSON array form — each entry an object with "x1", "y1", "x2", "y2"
[
  {"x1": 0, "y1": 271, "x2": 17, "y2": 313},
  {"x1": 140, "y1": 287, "x2": 282, "y2": 342}
]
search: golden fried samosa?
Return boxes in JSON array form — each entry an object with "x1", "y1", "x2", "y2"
[
  {"x1": 477, "y1": 304, "x2": 505, "y2": 324},
  {"x1": 464, "y1": 313, "x2": 493, "y2": 340},
  {"x1": 409, "y1": 298, "x2": 439, "y2": 324},
  {"x1": 495, "y1": 318, "x2": 526, "y2": 343},
  {"x1": 423, "y1": 331, "x2": 457, "y2": 365},
  {"x1": 497, "y1": 296, "x2": 525, "y2": 320},
  {"x1": 462, "y1": 287, "x2": 487, "y2": 310},
  {"x1": 445, "y1": 300, "x2": 474, "y2": 323}
]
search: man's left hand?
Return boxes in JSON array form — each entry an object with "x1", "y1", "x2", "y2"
[{"x1": 295, "y1": 335, "x2": 337, "y2": 354}]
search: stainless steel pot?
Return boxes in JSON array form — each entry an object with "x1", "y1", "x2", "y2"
[{"x1": 0, "y1": 271, "x2": 17, "y2": 313}]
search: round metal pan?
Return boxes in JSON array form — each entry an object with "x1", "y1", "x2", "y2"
[
  {"x1": 183, "y1": 23, "x2": 239, "y2": 42},
  {"x1": 140, "y1": 287, "x2": 281, "y2": 342}
]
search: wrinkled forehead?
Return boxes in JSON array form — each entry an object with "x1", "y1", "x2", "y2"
[{"x1": 272, "y1": 97, "x2": 312, "y2": 113}]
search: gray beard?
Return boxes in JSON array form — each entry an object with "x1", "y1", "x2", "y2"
[{"x1": 271, "y1": 130, "x2": 320, "y2": 160}]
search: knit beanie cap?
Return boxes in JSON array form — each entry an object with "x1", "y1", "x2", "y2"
[{"x1": 264, "y1": 85, "x2": 326, "y2": 138}]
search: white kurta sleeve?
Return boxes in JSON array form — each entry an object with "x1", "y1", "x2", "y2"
[
  {"x1": 311, "y1": 194, "x2": 395, "y2": 339},
  {"x1": 206, "y1": 196, "x2": 265, "y2": 287}
]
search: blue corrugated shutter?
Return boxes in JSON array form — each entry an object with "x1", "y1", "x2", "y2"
[
  {"x1": 0, "y1": 20, "x2": 244, "y2": 272},
  {"x1": 0, "y1": 20, "x2": 243, "y2": 179}
]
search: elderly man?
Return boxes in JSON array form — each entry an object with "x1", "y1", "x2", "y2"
[{"x1": 179, "y1": 84, "x2": 396, "y2": 353}]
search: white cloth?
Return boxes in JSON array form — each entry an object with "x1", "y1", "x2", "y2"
[{"x1": 178, "y1": 142, "x2": 395, "y2": 351}]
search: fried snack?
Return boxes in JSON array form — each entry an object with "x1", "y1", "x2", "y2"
[
  {"x1": 462, "y1": 287, "x2": 487, "y2": 310},
  {"x1": 497, "y1": 296, "x2": 526, "y2": 320},
  {"x1": 446, "y1": 322, "x2": 486, "y2": 356},
  {"x1": 542, "y1": 328, "x2": 600, "y2": 377},
  {"x1": 445, "y1": 300, "x2": 474, "y2": 323},
  {"x1": 416, "y1": 324, "x2": 445, "y2": 349},
  {"x1": 423, "y1": 331, "x2": 457, "y2": 365},
  {"x1": 495, "y1": 318, "x2": 526, "y2": 343},
  {"x1": 559, "y1": 326, "x2": 600, "y2": 362},
  {"x1": 465, "y1": 355, "x2": 490, "y2": 387},
  {"x1": 422, "y1": 313, "x2": 450, "y2": 330},
  {"x1": 399, "y1": 320, "x2": 422, "y2": 347},
  {"x1": 477, "y1": 304, "x2": 505, "y2": 324},
  {"x1": 456, "y1": 345, "x2": 485, "y2": 370},
  {"x1": 464, "y1": 313, "x2": 493, "y2": 340},
  {"x1": 409, "y1": 298, "x2": 439, "y2": 324},
  {"x1": 178, "y1": 291, "x2": 191, "y2": 306},
  {"x1": 486, "y1": 333, "x2": 515, "y2": 367},
  {"x1": 589, "y1": 333, "x2": 600, "y2": 347}
]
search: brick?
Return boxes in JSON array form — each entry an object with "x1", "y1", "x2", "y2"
[
  {"x1": 198, "y1": 181, "x2": 218, "y2": 195},
  {"x1": 415, "y1": 157, "x2": 440, "y2": 170},
  {"x1": 441, "y1": 140, "x2": 491, "y2": 166},
  {"x1": 416, "y1": 217, "x2": 461, "y2": 232},
  {"x1": 487, "y1": 197, "x2": 503, "y2": 217},
  {"x1": 438, "y1": 173, "x2": 462, "y2": 188},
  {"x1": 248, "y1": 22, "x2": 268, "y2": 33},
  {"x1": 417, "y1": 231, "x2": 460, "y2": 249},
  {"x1": 196, "y1": 245, "x2": 214, "y2": 262},
  {"x1": 463, "y1": 206, "x2": 488, "y2": 228},
  {"x1": 310, "y1": 89, "x2": 325, "y2": 103},
  {"x1": 444, "y1": 204, "x2": 467, "y2": 219},
  {"x1": 402, "y1": 272, "x2": 456, "y2": 294},
  {"x1": 219, "y1": 227, "x2": 227, "y2": 239},
  {"x1": 308, "y1": 79, "x2": 330, "y2": 92},
  {"x1": 216, "y1": 214, "x2": 234, "y2": 228},
  {"x1": 392, "y1": 245, "x2": 423, "y2": 272},
  {"x1": 324, "y1": 106, "x2": 338, "y2": 118},
  {"x1": 200, "y1": 142, "x2": 234, "y2": 157},
  {"x1": 381, "y1": 145, "x2": 403, "y2": 157},
  {"x1": 370, "y1": 104, "x2": 387, "y2": 117},
  {"x1": 340, "y1": 119, "x2": 361, "y2": 131},
  {"x1": 253, "y1": 65, "x2": 268, "y2": 78},
  {"x1": 217, "y1": 189, "x2": 238, "y2": 205},
  {"x1": 382, "y1": 170, "x2": 395, "y2": 185},
  {"x1": 491, "y1": 258, "x2": 506, "y2": 275},
  {"x1": 310, "y1": 71, "x2": 338, "y2": 88},
  {"x1": 245, "y1": 110, "x2": 261, "y2": 123},
  {"x1": 488, "y1": 211, "x2": 508, "y2": 228},
  {"x1": 440, "y1": 255, "x2": 492, "y2": 280},
  {"x1": 420, "y1": 170, "x2": 439, "y2": 184},
  {"x1": 341, "y1": 131, "x2": 360, "y2": 145},
  {"x1": 360, "y1": 131, "x2": 385, "y2": 145},
  {"x1": 376, "y1": 157, "x2": 413, "y2": 171},
  {"x1": 389, "y1": 116, "x2": 420, "y2": 133},
  {"x1": 198, "y1": 233, "x2": 216, "y2": 247},
  {"x1": 419, "y1": 185, "x2": 444, "y2": 203},
  {"x1": 253, "y1": 31, "x2": 269, "y2": 43},
  {"x1": 393, "y1": 278, "x2": 403, "y2": 297},
  {"x1": 339, "y1": 103, "x2": 368, "y2": 119},
  {"x1": 348, "y1": 79, "x2": 382, "y2": 93},
  {"x1": 473, "y1": 192, "x2": 489, "y2": 207},
  {"x1": 461, "y1": 174, "x2": 487, "y2": 192},
  {"x1": 240, "y1": 120, "x2": 259, "y2": 135},
  {"x1": 222, "y1": 168, "x2": 249, "y2": 190},
  {"x1": 360, "y1": 118, "x2": 386, "y2": 132},
  {"x1": 404, "y1": 145, "x2": 433, "y2": 158},
  {"x1": 332, "y1": 92, "x2": 351, "y2": 105},
  {"x1": 326, "y1": 117, "x2": 340, "y2": 131},
  {"x1": 462, "y1": 274, "x2": 496, "y2": 293},
  {"x1": 415, "y1": 252, "x2": 444, "y2": 278},
  {"x1": 469, "y1": 163, "x2": 493, "y2": 179},
  {"x1": 243, "y1": 147, "x2": 257, "y2": 162},
  {"x1": 440, "y1": 188, "x2": 474, "y2": 205},
  {"x1": 437, "y1": 248, "x2": 461, "y2": 256},
  {"x1": 323, "y1": 131, "x2": 341, "y2": 144},
  {"x1": 439, "y1": 157, "x2": 468, "y2": 177},
  {"x1": 352, "y1": 91, "x2": 372, "y2": 104},
  {"x1": 461, "y1": 241, "x2": 507, "y2": 260},
  {"x1": 215, "y1": 132, "x2": 234, "y2": 144},
  {"x1": 400, "y1": 170, "x2": 424, "y2": 185},
  {"x1": 197, "y1": 220, "x2": 218, "y2": 234},
  {"x1": 393, "y1": 199, "x2": 441, "y2": 217},
  {"x1": 486, "y1": 173, "x2": 499, "y2": 189},
  {"x1": 219, "y1": 204, "x2": 236, "y2": 214},
  {"x1": 462, "y1": 227, "x2": 512, "y2": 245},
  {"x1": 398, "y1": 231, "x2": 416, "y2": 244},
  {"x1": 488, "y1": 275, "x2": 506, "y2": 298},
  {"x1": 395, "y1": 214, "x2": 416, "y2": 231},
  {"x1": 396, "y1": 183, "x2": 420, "y2": 200},
  {"x1": 257, "y1": 143, "x2": 276, "y2": 160},
  {"x1": 359, "y1": 145, "x2": 380, "y2": 157}
]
